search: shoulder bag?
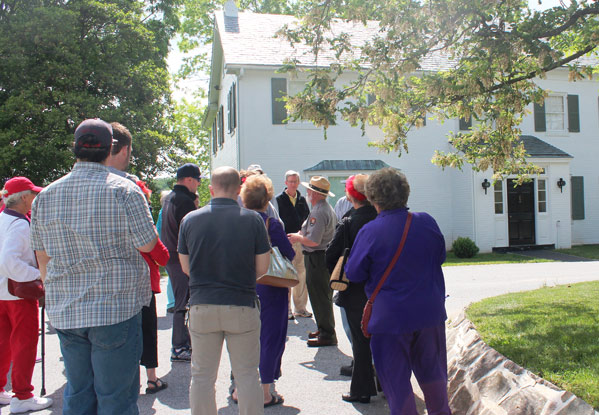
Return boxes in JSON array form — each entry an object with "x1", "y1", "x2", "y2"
[
  {"x1": 329, "y1": 217, "x2": 350, "y2": 291},
  {"x1": 6, "y1": 217, "x2": 45, "y2": 300},
  {"x1": 257, "y1": 217, "x2": 299, "y2": 288},
  {"x1": 361, "y1": 212, "x2": 412, "y2": 338}
]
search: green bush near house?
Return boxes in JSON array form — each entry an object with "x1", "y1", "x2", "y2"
[
  {"x1": 451, "y1": 237, "x2": 480, "y2": 258},
  {"x1": 467, "y1": 281, "x2": 599, "y2": 410}
]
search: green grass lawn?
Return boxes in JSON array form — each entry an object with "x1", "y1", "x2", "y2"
[
  {"x1": 467, "y1": 281, "x2": 599, "y2": 409},
  {"x1": 443, "y1": 252, "x2": 552, "y2": 266},
  {"x1": 556, "y1": 244, "x2": 599, "y2": 260}
]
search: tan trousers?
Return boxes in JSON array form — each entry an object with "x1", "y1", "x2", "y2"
[
  {"x1": 290, "y1": 242, "x2": 309, "y2": 313},
  {"x1": 189, "y1": 304, "x2": 263, "y2": 415}
]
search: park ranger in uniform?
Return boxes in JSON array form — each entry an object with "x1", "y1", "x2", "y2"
[{"x1": 288, "y1": 176, "x2": 337, "y2": 347}]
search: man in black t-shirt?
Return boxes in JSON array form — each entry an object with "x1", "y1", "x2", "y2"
[{"x1": 178, "y1": 166, "x2": 270, "y2": 415}]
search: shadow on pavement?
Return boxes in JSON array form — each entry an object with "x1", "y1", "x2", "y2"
[{"x1": 139, "y1": 362, "x2": 191, "y2": 413}]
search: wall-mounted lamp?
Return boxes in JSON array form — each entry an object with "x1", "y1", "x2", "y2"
[
  {"x1": 557, "y1": 178, "x2": 566, "y2": 193},
  {"x1": 482, "y1": 179, "x2": 491, "y2": 195}
]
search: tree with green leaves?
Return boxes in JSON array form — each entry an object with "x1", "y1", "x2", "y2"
[
  {"x1": 177, "y1": 0, "x2": 301, "y2": 79},
  {"x1": 0, "y1": 0, "x2": 186, "y2": 184},
  {"x1": 277, "y1": 0, "x2": 599, "y2": 177}
]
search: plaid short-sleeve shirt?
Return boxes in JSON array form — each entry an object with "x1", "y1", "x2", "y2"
[{"x1": 30, "y1": 162, "x2": 156, "y2": 329}]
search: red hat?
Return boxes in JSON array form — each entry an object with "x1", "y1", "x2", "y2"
[
  {"x1": 345, "y1": 174, "x2": 368, "y2": 201},
  {"x1": 3, "y1": 177, "x2": 43, "y2": 197}
]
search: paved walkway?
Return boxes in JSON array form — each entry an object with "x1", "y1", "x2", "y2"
[{"x1": 3, "y1": 260, "x2": 598, "y2": 414}]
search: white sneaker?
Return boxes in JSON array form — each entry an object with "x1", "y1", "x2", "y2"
[
  {"x1": 0, "y1": 390, "x2": 12, "y2": 405},
  {"x1": 10, "y1": 396, "x2": 53, "y2": 413}
]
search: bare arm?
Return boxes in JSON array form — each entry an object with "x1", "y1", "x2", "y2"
[
  {"x1": 287, "y1": 232, "x2": 319, "y2": 247},
  {"x1": 179, "y1": 253, "x2": 190, "y2": 277},
  {"x1": 137, "y1": 235, "x2": 158, "y2": 253},
  {"x1": 35, "y1": 250, "x2": 51, "y2": 282},
  {"x1": 255, "y1": 251, "x2": 270, "y2": 279}
]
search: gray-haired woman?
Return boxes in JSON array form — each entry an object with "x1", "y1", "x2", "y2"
[{"x1": 345, "y1": 168, "x2": 451, "y2": 415}]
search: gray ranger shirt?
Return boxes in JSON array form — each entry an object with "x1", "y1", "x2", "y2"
[{"x1": 301, "y1": 199, "x2": 336, "y2": 252}]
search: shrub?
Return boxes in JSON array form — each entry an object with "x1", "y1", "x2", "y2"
[{"x1": 452, "y1": 237, "x2": 479, "y2": 258}]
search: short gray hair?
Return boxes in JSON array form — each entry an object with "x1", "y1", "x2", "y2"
[
  {"x1": 365, "y1": 168, "x2": 410, "y2": 211},
  {"x1": 2, "y1": 190, "x2": 32, "y2": 208},
  {"x1": 285, "y1": 170, "x2": 300, "y2": 180}
]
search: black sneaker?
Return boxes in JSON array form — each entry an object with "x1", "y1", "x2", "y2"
[{"x1": 171, "y1": 348, "x2": 191, "y2": 362}]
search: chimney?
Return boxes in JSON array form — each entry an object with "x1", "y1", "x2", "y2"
[{"x1": 224, "y1": 0, "x2": 239, "y2": 33}]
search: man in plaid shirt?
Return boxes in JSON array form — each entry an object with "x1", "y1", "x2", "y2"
[{"x1": 30, "y1": 119, "x2": 157, "y2": 415}]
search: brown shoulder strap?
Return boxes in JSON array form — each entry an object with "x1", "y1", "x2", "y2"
[{"x1": 368, "y1": 212, "x2": 412, "y2": 304}]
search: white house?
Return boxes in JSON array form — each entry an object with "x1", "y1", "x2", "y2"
[{"x1": 203, "y1": 3, "x2": 599, "y2": 252}]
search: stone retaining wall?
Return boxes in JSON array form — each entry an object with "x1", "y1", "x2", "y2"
[{"x1": 446, "y1": 312, "x2": 596, "y2": 415}]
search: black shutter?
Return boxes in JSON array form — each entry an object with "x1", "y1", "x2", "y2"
[
  {"x1": 271, "y1": 78, "x2": 287, "y2": 125},
  {"x1": 567, "y1": 94, "x2": 580, "y2": 133},
  {"x1": 212, "y1": 120, "x2": 217, "y2": 154},
  {"x1": 571, "y1": 176, "x2": 585, "y2": 220},
  {"x1": 232, "y1": 83, "x2": 237, "y2": 130},
  {"x1": 534, "y1": 102, "x2": 546, "y2": 132},
  {"x1": 218, "y1": 106, "x2": 224, "y2": 147},
  {"x1": 459, "y1": 116, "x2": 472, "y2": 131},
  {"x1": 227, "y1": 88, "x2": 232, "y2": 133}
]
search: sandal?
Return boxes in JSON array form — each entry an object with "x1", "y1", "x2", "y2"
[
  {"x1": 146, "y1": 378, "x2": 168, "y2": 394},
  {"x1": 264, "y1": 393, "x2": 284, "y2": 407}
]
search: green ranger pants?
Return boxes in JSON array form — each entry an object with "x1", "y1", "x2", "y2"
[{"x1": 304, "y1": 251, "x2": 337, "y2": 341}]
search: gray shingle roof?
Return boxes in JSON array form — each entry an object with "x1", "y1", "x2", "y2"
[
  {"x1": 215, "y1": 10, "x2": 599, "y2": 71},
  {"x1": 520, "y1": 135, "x2": 572, "y2": 158},
  {"x1": 305, "y1": 160, "x2": 392, "y2": 171},
  {"x1": 215, "y1": 11, "x2": 457, "y2": 70}
]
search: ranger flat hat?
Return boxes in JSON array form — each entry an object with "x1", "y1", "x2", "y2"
[{"x1": 301, "y1": 176, "x2": 335, "y2": 197}]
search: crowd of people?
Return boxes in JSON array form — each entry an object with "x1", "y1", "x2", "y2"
[{"x1": 0, "y1": 117, "x2": 452, "y2": 415}]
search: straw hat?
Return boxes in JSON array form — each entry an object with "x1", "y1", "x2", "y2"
[{"x1": 301, "y1": 176, "x2": 335, "y2": 197}]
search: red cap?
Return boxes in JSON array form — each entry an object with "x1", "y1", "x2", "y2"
[
  {"x1": 3, "y1": 177, "x2": 43, "y2": 197},
  {"x1": 345, "y1": 175, "x2": 367, "y2": 201}
]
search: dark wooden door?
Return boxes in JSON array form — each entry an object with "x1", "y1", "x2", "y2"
[{"x1": 507, "y1": 179, "x2": 535, "y2": 246}]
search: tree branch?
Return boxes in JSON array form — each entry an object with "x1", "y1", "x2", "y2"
[{"x1": 534, "y1": 6, "x2": 599, "y2": 39}]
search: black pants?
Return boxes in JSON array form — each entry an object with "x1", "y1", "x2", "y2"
[
  {"x1": 345, "y1": 306, "x2": 377, "y2": 397},
  {"x1": 165, "y1": 256, "x2": 190, "y2": 350},
  {"x1": 141, "y1": 293, "x2": 158, "y2": 368}
]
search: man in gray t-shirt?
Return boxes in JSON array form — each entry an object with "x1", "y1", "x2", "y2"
[
  {"x1": 178, "y1": 166, "x2": 270, "y2": 415},
  {"x1": 288, "y1": 176, "x2": 337, "y2": 347}
]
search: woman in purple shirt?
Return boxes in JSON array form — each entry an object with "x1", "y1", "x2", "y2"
[
  {"x1": 345, "y1": 168, "x2": 451, "y2": 415},
  {"x1": 238, "y1": 174, "x2": 294, "y2": 407}
]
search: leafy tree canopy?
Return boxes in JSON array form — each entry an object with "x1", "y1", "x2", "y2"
[
  {"x1": 276, "y1": 0, "x2": 599, "y2": 178},
  {"x1": 177, "y1": 0, "x2": 301, "y2": 79},
  {"x1": 0, "y1": 0, "x2": 188, "y2": 184}
]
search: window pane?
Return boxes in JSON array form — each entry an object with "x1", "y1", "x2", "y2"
[
  {"x1": 545, "y1": 96, "x2": 565, "y2": 131},
  {"x1": 547, "y1": 113, "x2": 564, "y2": 130},
  {"x1": 494, "y1": 191, "x2": 502, "y2": 203},
  {"x1": 545, "y1": 96, "x2": 563, "y2": 112},
  {"x1": 494, "y1": 181, "x2": 503, "y2": 214}
]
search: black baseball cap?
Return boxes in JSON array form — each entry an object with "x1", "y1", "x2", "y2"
[
  {"x1": 177, "y1": 163, "x2": 202, "y2": 180},
  {"x1": 74, "y1": 118, "x2": 114, "y2": 149}
]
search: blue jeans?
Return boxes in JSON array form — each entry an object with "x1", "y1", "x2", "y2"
[{"x1": 56, "y1": 313, "x2": 143, "y2": 415}]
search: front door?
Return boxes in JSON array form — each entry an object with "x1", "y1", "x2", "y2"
[{"x1": 507, "y1": 179, "x2": 535, "y2": 246}]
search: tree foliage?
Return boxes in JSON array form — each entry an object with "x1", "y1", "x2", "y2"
[
  {"x1": 177, "y1": 0, "x2": 301, "y2": 79},
  {"x1": 277, "y1": 0, "x2": 599, "y2": 177},
  {"x1": 0, "y1": 0, "x2": 186, "y2": 184}
]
